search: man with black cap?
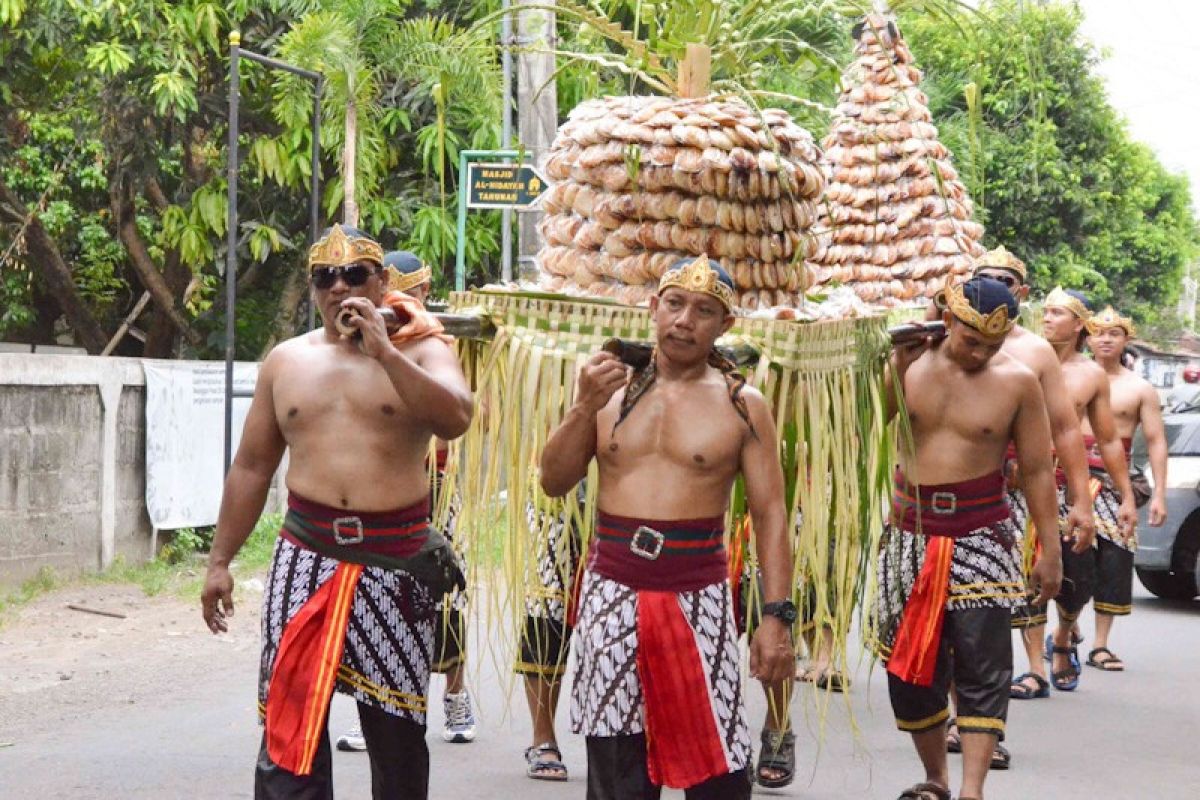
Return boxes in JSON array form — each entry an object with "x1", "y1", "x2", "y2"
[
  {"x1": 201, "y1": 225, "x2": 473, "y2": 799},
  {"x1": 878, "y1": 276, "x2": 1062, "y2": 800},
  {"x1": 540, "y1": 255, "x2": 794, "y2": 799}
]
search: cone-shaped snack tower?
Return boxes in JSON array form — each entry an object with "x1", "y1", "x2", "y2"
[
  {"x1": 809, "y1": 14, "x2": 984, "y2": 307},
  {"x1": 535, "y1": 49, "x2": 827, "y2": 310}
]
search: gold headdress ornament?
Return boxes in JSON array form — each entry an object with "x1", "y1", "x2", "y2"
[
  {"x1": 973, "y1": 245, "x2": 1027, "y2": 283},
  {"x1": 657, "y1": 254, "x2": 736, "y2": 313},
  {"x1": 944, "y1": 280, "x2": 1016, "y2": 336},
  {"x1": 1043, "y1": 286, "x2": 1097, "y2": 333},
  {"x1": 1091, "y1": 306, "x2": 1136, "y2": 337},
  {"x1": 307, "y1": 225, "x2": 384, "y2": 271},
  {"x1": 388, "y1": 263, "x2": 432, "y2": 294}
]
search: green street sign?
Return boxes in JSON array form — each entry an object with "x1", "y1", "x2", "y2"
[{"x1": 466, "y1": 162, "x2": 550, "y2": 209}]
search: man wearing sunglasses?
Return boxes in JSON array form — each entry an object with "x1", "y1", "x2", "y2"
[{"x1": 201, "y1": 224, "x2": 473, "y2": 799}]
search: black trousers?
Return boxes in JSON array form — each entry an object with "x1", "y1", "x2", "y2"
[
  {"x1": 255, "y1": 702, "x2": 429, "y2": 800},
  {"x1": 585, "y1": 734, "x2": 751, "y2": 800}
]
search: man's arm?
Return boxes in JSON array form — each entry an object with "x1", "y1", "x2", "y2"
[
  {"x1": 740, "y1": 390, "x2": 794, "y2": 685},
  {"x1": 1012, "y1": 372, "x2": 1063, "y2": 604},
  {"x1": 540, "y1": 352, "x2": 627, "y2": 497},
  {"x1": 1086, "y1": 369, "x2": 1138, "y2": 536},
  {"x1": 340, "y1": 297, "x2": 473, "y2": 439},
  {"x1": 1036, "y1": 353, "x2": 1095, "y2": 547},
  {"x1": 202, "y1": 353, "x2": 287, "y2": 633},
  {"x1": 1140, "y1": 382, "x2": 1169, "y2": 527}
]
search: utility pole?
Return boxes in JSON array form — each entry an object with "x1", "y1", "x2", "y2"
[{"x1": 516, "y1": 0, "x2": 556, "y2": 276}]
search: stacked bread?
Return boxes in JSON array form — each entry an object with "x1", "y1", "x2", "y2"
[
  {"x1": 536, "y1": 96, "x2": 825, "y2": 309},
  {"x1": 808, "y1": 15, "x2": 984, "y2": 307}
]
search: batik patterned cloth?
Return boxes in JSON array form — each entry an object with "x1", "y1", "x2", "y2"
[
  {"x1": 258, "y1": 536, "x2": 436, "y2": 725},
  {"x1": 1092, "y1": 473, "x2": 1135, "y2": 552},
  {"x1": 569, "y1": 571, "x2": 751, "y2": 780}
]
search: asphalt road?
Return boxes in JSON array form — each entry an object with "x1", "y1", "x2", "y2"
[{"x1": 1, "y1": 582, "x2": 1197, "y2": 799}]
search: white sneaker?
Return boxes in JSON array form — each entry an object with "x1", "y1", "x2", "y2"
[
  {"x1": 442, "y1": 691, "x2": 476, "y2": 743},
  {"x1": 336, "y1": 723, "x2": 367, "y2": 752}
]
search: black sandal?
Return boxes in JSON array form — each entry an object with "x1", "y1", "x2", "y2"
[
  {"x1": 945, "y1": 718, "x2": 961, "y2": 754},
  {"x1": 897, "y1": 781, "x2": 951, "y2": 800},
  {"x1": 1010, "y1": 672, "x2": 1050, "y2": 699},
  {"x1": 756, "y1": 729, "x2": 796, "y2": 788},
  {"x1": 524, "y1": 742, "x2": 568, "y2": 782},
  {"x1": 1086, "y1": 647, "x2": 1125, "y2": 671},
  {"x1": 990, "y1": 742, "x2": 1011, "y2": 770}
]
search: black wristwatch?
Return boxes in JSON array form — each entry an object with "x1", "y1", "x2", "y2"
[{"x1": 761, "y1": 600, "x2": 798, "y2": 625}]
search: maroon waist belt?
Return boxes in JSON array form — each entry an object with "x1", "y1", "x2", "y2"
[
  {"x1": 891, "y1": 470, "x2": 1010, "y2": 537},
  {"x1": 589, "y1": 511, "x2": 727, "y2": 592},
  {"x1": 282, "y1": 492, "x2": 431, "y2": 561}
]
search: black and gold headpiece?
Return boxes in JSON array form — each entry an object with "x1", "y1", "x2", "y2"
[
  {"x1": 1044, "y1": 286, "x2": 1097, "y2": 334},
  {"x1": 657, "y1": 254, "x2": 736, "y2": 313},
  {"x1": 1091, "y1": 306, "x2": 1136, "y2": 337},
  {"x1": 308, "y1": 224, "x2": 384, "y2": 271},
  {"x1": 384, "y1": 250, "x2": 432, "y2": 293},
  {"x1": 945, "y1": 279, "x2": 1016, "y2": 336}
]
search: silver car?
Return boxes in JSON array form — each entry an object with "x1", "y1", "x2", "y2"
[{"x1": 1133, "y1": 413, "x2": 1200, "y2": 600}]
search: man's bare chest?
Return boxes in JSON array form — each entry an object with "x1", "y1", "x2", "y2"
[
  {"x1": 598, "y1": 393, "x2": 742, "y2": 471},
  {"x1": 273, "y1": 356, "x2": 403, "y2": 433}
]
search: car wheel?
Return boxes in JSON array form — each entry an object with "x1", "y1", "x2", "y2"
[{"x1": 1135, "y1": 567, "x2": 1198, "y2": 600}]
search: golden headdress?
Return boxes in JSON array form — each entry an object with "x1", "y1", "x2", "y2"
[
  {"x1": 945, "y1": 280, "x2": 1016, "y2": 336},
  {"x1": 973, "y1": 245, "x2": 1027, "y2": 283},
  {"x1": 307, "y1": 224, "x2": 384, "y2": 271},
  {"x1": 657, "y1": 254, "x2": 736, "y2": 313},
  {"x1": 1091, "y1": 306, "x2": 1136, "y2": 337},
  {"x1": 1044, "y1": 286, "x2": 1098, "y2": 336}
]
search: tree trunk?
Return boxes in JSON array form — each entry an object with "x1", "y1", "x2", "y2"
[
  {"x1": 109, "y1": 178, "x2": 202, "y2": 346},
  {"x1": 141, "y1": 180, "x2": 193, "y2": 358},
  {"x1": 342, "y1": 96, "x2": 359, "y2": 227},
  {"x1": 0, "y1": 177, "x2": 109, "y2": 353},
  {"x1": 259, "y1": 266, "x2": 309, "y2": 357}
]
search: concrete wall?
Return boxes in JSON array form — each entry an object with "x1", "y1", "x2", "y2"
[{"x1": 0, "y1": 354, "x2": 281, "y2": 590}]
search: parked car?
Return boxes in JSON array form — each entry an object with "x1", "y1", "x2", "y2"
[{"x1": 1131, "y1": 413, "x2": 1200, "y2": 600}]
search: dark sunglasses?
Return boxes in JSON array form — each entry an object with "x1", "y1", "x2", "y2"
[{"x1": 311, "y1": 263, "x2": 378, "y2": 290}]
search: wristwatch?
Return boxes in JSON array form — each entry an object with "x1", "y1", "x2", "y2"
[{"x1": 761, "y1": 599, "x2": 798, "y2": 625}]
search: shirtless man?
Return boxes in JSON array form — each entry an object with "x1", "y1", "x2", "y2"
[
  {"x1": 1080, "y1": 306, "x2": 1168, "y2": 670},
  {"x1": 335, "y1": 249, "x2": 478, "y2": 752},
  {"x1": 1029, "y1": 288, "x2": 1137, "y2": 692},
  {"x1": 879, "y1": 277, "x2": 1061, "y2": 800},
  {"x1": 952, "y1": 248, "x2": 1095, "y2": 707},
  {"x1": 540, "y1": 256, "x2": 794, "y2": 799},
  {"x1": 201, "y1": 225, "x2": 472, "y2": 799}
]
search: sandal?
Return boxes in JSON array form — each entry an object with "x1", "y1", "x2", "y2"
[
  {"x1": 897, "y1": 781, "x2": 951, "y2": 800},
  {"x1": 1009, "y1": 672, "x2": 1050, "y2": 700},
  {"x1": 1049, "y1": 644, "x2": 1081, "y2": 691},
  {"x1": 990, "y1": 742, "x2": 1011, "y2": 771},
  {"x1": 1042, "y1": 631, "x2": 1083, "y2": 662},
  {"x1": 1086, "y1": 647, "x2": 1125, "y2": 672},
  {"x1": 524, "y1": 742, "x2": 568, "y2": 782},
  {"x1": 756, "y1": 728, "x2": 796, "y2": 788},
  {"x1": 945, "y1": 718, "x2": 961, "y2": 754},
  {"x1": 814, "y1": 669, "x2": 849, "y2": 693}
]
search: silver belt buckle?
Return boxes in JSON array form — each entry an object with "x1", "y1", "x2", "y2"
[
  {"x1": 930, "y1": 492, "x2": 957, "y2": 515},
  {"x1": 332, "y1": 516, "x2": 365, "y2": 545},
  {"x1": 630, "y1": 525, "x2": 665, "y2": 561}
]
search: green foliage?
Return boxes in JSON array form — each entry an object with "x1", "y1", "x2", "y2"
[{"x1": 903, "y1": 0, "x2": 1200, "y2": 320}]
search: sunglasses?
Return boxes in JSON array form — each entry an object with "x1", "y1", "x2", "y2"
[{"x1": 311, "y1": 263, "x2": 378, "y2": 290}]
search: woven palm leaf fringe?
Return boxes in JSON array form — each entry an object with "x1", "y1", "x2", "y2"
[{"x1": 442, "y1": 291, "x2": 893, "y2": 724}]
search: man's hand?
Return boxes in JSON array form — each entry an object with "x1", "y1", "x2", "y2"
[
  {"x1": 1030, "y1": 554, "x2": 1063, "y2": 606},
  {"x1": 749, "y1": 618, "x2": 795, "y2": 684},
  {"x1": 1117, "y1": 497, "x2": 1138, "y2": 540},
  {"x1": 339, "y1": 297, "x2": 392, "y2": 360},
  {"x1": 576, "y1": 352, "x2": 628, "y2": 414},
  {"x1": 1063, "y1": 502, "x2": 1096, "y2": 553},
  {"x1": 1149, "y1": 492, "x2": 1167, "y2": 528},
  {"x1": 201, "y1": 565, "x2": 235, "y2": 634},
  {"x1": 892, "y1": 335, "x2": 936, "y2": 379}
]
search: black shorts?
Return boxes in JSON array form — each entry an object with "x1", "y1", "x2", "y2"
[
  {"x1": 514, "y1": 615, "x2": 572, "y2": 679},
  {"x1": 431, "y1": 605, "x2": 466, "y2": 673},
  {"x1": 1092, "y1": 537, "x2": 1134, "y2": 616},
  {"x1": 888, "y1": 606, "x2": 1012, "y2": 740},
  {"x1": 1054, "y1": 542, "x2": 1096, "y2": 621}
]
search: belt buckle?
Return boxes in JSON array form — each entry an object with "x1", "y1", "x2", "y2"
[
  {"x1": 332, "y1": 516, "x2": 365, "y2": 545},
  {"x1": 630, "y1": 525, "x2": 665, "y2": 561},
  {"x1": 930, "y1": 492, "x2": 957, "y2": 515}
]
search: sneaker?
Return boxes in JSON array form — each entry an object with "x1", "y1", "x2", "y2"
[
  {"x1": 442, "y1": 691, "x2": 477, "y2": 743},
  {"x1": 336, "y1": 723, "x2": 366, "y2": 752}
]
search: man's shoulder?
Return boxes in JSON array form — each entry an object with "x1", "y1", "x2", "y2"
[
  {"x1": 991, "y1": 351, "x2": 1040, "y2": 389},
  {"x1": 1005, "y1": 328, "x2": 1055, "y2": 370}
]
